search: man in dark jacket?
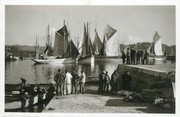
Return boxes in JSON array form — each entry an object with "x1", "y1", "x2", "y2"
[
  {"x1": 143, "y1": 50, "x2": 149, "y2": 64},
  {"x1": 121, "y1": 50, "x2": 126, "y2": 64},
  {"x1": 121, "y1": 71, "x2": 132, "y2": 91},
  {"x1": 104, "y1": 71, "x2": 110, "y2": 93},
  {"x1": 54, "y1": 69, "x2": 65, "y2": 95},
  {"x1": 126, "y1": 48, "x2": 131, "y2": 64},
  {"x1": 98, "y1": 71, "x2": 106, "y2": 94},
  {"x1": 130, "y1": 48, "x2": 136, "y2": 65},
  {"x1": 136, "y1": 49, "x2": 141, "y2": 65},
  {"x1": 71, "y1": 70, "x2": 79, "y2": 94}
]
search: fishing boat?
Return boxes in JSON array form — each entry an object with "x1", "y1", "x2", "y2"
[
  {"x1": 5, "y1": 47, "x2": 21, "y2": 61},
  {"x1": 78, "y1": 23, "x2": 94, "y2": 64},
  {"x1": 94, "y1": 24, "x2": 122, "y2": 63},
  {"x1": 5, "y1": 84, "x2": 55, "y2": 111},
  {"x1": 147, "y1": 31, "x2": 165, "y2": 61},
  {"x1": 32, "y1": 21, "x2": 79, "y2": 64}
]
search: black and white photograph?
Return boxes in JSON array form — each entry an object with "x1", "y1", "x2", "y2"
[{"x1": 1, "y1": 0, "x2": 179, "y2": 116}]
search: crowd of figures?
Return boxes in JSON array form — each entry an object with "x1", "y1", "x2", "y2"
[
  {"x1": 98, "y1": 70, "x2": 132, "y2": 94},
  {"x1": 121, "y1": 48, "x2": 149, "y2": 65},
  {"x1": 54, "y1": 69, "x2": 86, "y2": 96}
]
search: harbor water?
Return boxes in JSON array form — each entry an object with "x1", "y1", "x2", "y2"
[
  {"x1": 5, "y1": 59, "x2": 120, "y2": 84},
  {"x1": 5, "y1": 59, "x2": 175, "y2": 84}
]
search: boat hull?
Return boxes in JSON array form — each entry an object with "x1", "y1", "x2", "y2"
[
  {"x1": 32, "y1": 58, "x2": 76, "y2": 64},
  {"x1": 95, "y1": 57, "x2": 122, "y2": 63},
  {"x1": 149, "y1": 56, "x2": 166, "y2": 61},
  {"x1": 5, "y1": 95, "x2": 39, "y2": 110},
  {"x1": 78, "y1": 55, "x2": 95, "y2": 64}
]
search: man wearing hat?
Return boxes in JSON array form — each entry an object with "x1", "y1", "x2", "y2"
[{"x1": 54, "y1": 69, "x2": 65, "y2": 95}]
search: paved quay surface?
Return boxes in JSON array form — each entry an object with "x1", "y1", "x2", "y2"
[
  {"x1": 42, "y1": 64, "x2": 176, "y2": 113},
  {"x1": 43, "y1": 85, "x2": 149, "y2": 113},
  {"x1": 128, "y1": 64, "x2": 175, "y2": 73}
]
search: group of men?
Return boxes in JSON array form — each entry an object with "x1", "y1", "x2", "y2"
[
  {"x1": 98, "y1": 70, "x2": 132, "y2": 94},
  {"x1": 54, "y1": 69, "x2": 86, "y2": 96},
  {"x1": 97, "y1": 71, "x2": 111, "y2": 94},
  {"x1": 122, "y1": 48, "x2": 149, "y2": 65}
]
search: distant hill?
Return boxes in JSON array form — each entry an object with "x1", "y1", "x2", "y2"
[
  {"x1": 5, "y1": 43, "x2": 175, "y2": 58},
  {"x1": 5, "y1": 45, "x2": 45, "y2": 58}
]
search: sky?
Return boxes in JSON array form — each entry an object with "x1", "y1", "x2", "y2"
[{"x1": 5, "y1": 5, "x2": 175, "y2": 46}]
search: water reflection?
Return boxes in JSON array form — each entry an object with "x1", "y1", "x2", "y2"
[
  {"x1": 5, "y1": 60, "x2": 119, "y2": 84},
  {"x1": 5, "y1": 59, "x2": 175, "y2": 84}
]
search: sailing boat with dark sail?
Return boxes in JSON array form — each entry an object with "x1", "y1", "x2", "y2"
[
  {"x1": 94, "y1": 24, "x2": 121, "y2": 62},
  {"x1": 32, "y1": 21, "x2": 79, "y2": 64},
  {"x1": 78, "y1": 23, "x2": 94, "y2": 64},
  {"x1": 147, "y1": 31, "x2": 165, "y2": 61}
]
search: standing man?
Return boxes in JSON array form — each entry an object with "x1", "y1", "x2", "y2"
[
  {"x1": 104, "y1": 71, "x2": 110, "y2": 93},
  {"x1": 121, "y1": 50, "x2": 126, "y2": 65},
  {"x1": 98, "y1": 71, "x2": 105, "y2": 94},
  {"x1": 65, "y1": 70, "x2": 73, "y2": 95},
  {"x1": 79, "y1": 71, "x2": 86, "y2": 94},
  {"x1": 130, "y1": 48, "x2": 136, "y2": 65},
  {"x1": 139, "y1": 48, "x2": 144, "y2": 64},
  {"x1": 143, "y1": 50, "x2": 149, "y2": 64},
  {"x1": 136, "y1": 49, "x2": 141, "y2": 65},
  {"x1": 110, "y1": 70, "x2": 118, "y2": 94},
  {"x1": 20, "y1": 78, "x2": 26, "y2": 92},
  {"x1": 126, "y1": 48, "x2": 131, "y2": 64},
  {"x1": 54, "y1": 69, "x2": 65, "y2": 95},
  {"x1": 121, "y1": 71, "x2": 132, "y2": 91},
  {"x1": 71, "y1": 70, "x2": 79, "y2": 94}
]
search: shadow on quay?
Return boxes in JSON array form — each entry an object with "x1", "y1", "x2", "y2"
[{"x1": 105, "y1": 98, "x2": 175, "y2": 113}]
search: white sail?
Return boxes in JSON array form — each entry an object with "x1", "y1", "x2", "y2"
[
  {"x1": 78, "y1": 38, "x2": 83, "y2": 55},
  {"x1": 153, "y1": 32, "x2": 163, "y2": 56},
  {"x1": 105, "y1": 33, "x2": 121, "y2": 56},
  {"x1": 147, "y1": 31, "x2": 163, "y2": 56}
]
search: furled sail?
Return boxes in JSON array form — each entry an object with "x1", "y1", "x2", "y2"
[
  {"x1": 99, "y1": 35, "x2": 107, "y2": 57},
  {"x1": 35, "y1": 35, "x2": 40, "y2": 59},
  {"x1": 93, "y1": 29, "x2": 102, "y2": 56},
  {"x1": 81, "y1": 23, "x2": 93, "y2": 57},
  {"x1": 43, "y1": 24, "x2": 55, "y2": 56}
]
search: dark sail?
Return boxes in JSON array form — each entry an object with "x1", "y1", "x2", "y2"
[
  {"x1": 93, "y1": 29, "x2": 102, "y2": 56},
  {"x1": 104, "y1": 24, "x2": 117, "y2": 40},
  {"x1": 53, "y1": 22, "x2": 69, "y2": 57},
  {"x1": 70, "y1": 40, "x2": 79, "y2": 58},
  {"x1": 99, "y1": 35, "x2": 106, "y2": 57}
]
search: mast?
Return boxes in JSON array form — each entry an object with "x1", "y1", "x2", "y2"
[
  {"x1": 93, "y1": 29, "x2": 102, "y2": 56},
  {"x1": 63, "y1": 20, "x2": 66, "y2": 56},
  {"x1": 35, "y1": 35, "x2": 40, "y2": 59},
  {"x1": 81, "y1": 23, "x2": 87, "y2": 57}
]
